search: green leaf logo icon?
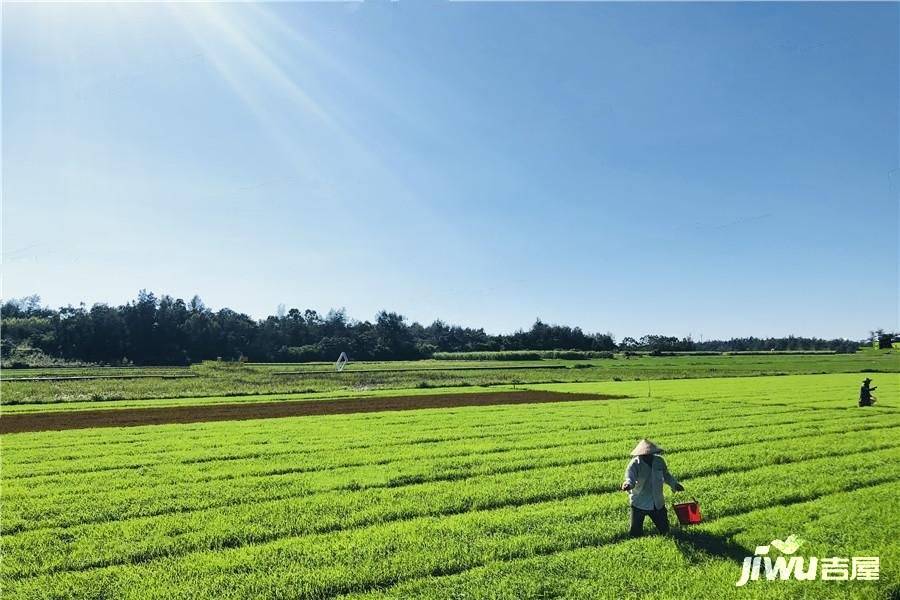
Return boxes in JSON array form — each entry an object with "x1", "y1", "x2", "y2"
[{"x1": 769, "y1": 535, "x2": 804, "y2": 555}]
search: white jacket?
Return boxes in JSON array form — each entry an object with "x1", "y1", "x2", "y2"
[{"x1": 623, "y1": 455, "x2": 681, "y2": 510}]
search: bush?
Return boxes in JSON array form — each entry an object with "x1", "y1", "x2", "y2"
[
  {"x1": 192, "y1": 359, "x2": 254, "y2": 376},
  {"x1": 432, "y1": 351, "x2": 542, "y2": 361},
  {"x1": 721, "y1": 350, "x2": 837, "y2": 356},
  {"x1": 0, "y1": 344, "x2": 92, "y2": 368},
  {"x1": 280, "y1": 345, "x2": 326, "y2": 362},
  {"x1": 431, "y1": 350, "x2": 614, "y2": 361},
  {"x1": 546, "y1": 350, "x2": 614, "y2": 360}
]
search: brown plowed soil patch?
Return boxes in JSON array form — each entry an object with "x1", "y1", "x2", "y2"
[{"x1": 1, "y1": 391, "x2": 623, "y2": 434}]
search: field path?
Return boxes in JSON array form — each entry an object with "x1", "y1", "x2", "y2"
[{"x1": 0, "y1": 391, "x2": 622, "y2": 434}]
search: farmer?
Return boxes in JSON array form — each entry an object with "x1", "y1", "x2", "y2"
[
  {"x1": 859, "y1": 378, "x2": 877, "y2": 407},
  {"x1": 621, "y1": 439, "x2": 684, "y2": 537}
]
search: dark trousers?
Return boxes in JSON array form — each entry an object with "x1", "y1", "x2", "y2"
[{"x1": 629, "y1": 506, "x2": 670, "y2": 537}]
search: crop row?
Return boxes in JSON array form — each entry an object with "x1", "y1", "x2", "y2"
[
  {"x1": 6, "y1": 403, "x2": 883, "y2": 504},
  {"x1": 0, "y1": 392, "x2": 721, "y2": 455},
  {"x1": 3, "y1": 397, "x2": 826, "y2": 472},
  {"x1": 9, "y1": 373, "x2": 873, "y2": 460},
  {"x1": 5, "y1": 434, "x2": 898, "y2": 581},
  {"x1": 6, "y1": 413, "x2": 897, "y2": 534},
  {"x1": 7, "y1": 449, "x2": 898, "y2": 598},
  {"x1": 341, "y1": 481, "x2": 900, "y2": 600},
  {"x1": 4, "y1": 373, "x2": 896, "y2": 599},
  {"x1": 0, "y1": 395, "x2": 793, "y2": 472},
  {"x1": 2, "y1": 399, "x2": 854, "y2": 485},
  {"x1": 9, "y1": 413, "x2": 895, "y2": 531},
  {"x1": 1, "y1": 393, "x2": 793, "y2": 458},
  {"x1": 4, "y1": 399, "x2": 887, "y2": 499}
]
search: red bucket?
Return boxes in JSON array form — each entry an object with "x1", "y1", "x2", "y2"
[{"x1": 673, "y1": 498, "x2": 702, "y2": 525}]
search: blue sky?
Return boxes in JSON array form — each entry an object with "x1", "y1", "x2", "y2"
[{"x1": 3, "y1": 2, "x2": 897, "y2": 339}]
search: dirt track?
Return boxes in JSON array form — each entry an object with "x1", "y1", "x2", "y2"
[{"x1": 1, "y1": 391, "x2": 622, "y2": 434}]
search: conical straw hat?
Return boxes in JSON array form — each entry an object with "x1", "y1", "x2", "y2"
[{"x1": 631, "y1": 439, "x2": 664, "y2": 456}]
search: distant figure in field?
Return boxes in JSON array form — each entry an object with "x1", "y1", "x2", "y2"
[
  {"x1": 859, "y1": 378, "x2": 877, "y2": 407},
  {"x1": 621, "y1": 439, "x2": 684, "y2": 537}
]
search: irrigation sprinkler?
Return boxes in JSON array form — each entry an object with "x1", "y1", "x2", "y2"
[{"x1": 335, "y1": 352, "x2": 349, "y2": 372}]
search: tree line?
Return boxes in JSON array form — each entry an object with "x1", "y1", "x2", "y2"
[
  {"x1": 0, "y1": 292, "x2": 865, "y2": 366},
  {"x1": 618, "y1": 334, "x2": 861, "y2": 354}
]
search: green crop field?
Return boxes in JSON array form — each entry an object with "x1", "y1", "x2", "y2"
[
  {"x1": 2, "y1": 352, "x2": 897, "y2": 410},
  {"x1": 2, "y1": 365, "x2": 899, "y2": 599}
]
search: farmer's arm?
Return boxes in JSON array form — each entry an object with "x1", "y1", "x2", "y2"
[
  {"x1": 661, "y1": 458, "x2": 685, "y2": 491},
  {"x1": 622, "y1": 459, "x2": 638, "y2": 491}
]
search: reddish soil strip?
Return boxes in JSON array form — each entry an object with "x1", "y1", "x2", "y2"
[{"x1": 0, "y1": 391, "x2": 623, "y2": 434}]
